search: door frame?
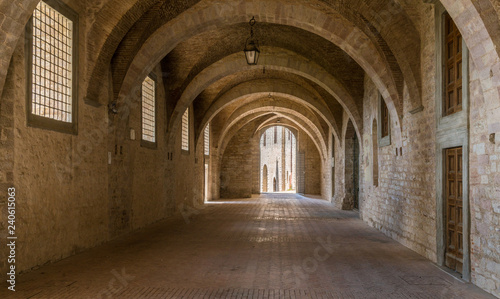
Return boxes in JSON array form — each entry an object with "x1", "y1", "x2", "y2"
[
  {"x1": 436, "y1": 140, "x2": 470, "y2": 280},
  {"x1": 434, "y1": 2, "x2": 471, "y2": 281}
]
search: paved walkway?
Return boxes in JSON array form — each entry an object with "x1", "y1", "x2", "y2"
[{"x1": 2, "y1": 193, "x2": 495, "y2": 298}]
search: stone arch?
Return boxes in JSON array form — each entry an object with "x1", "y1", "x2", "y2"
[
  {"x1": 183, "y1": 52, "x2": 361, "y2": 149},
  {"x1": 2, "y1": 0, "x2": 500, "y2": 133},
  {"x1": 217, "y1": 102, "x2": 327, "y2": 161},
  {"x1": 218, "y1": 109, "x2": 325, "y2": 163},
  {"x1": 84, "y1": 0, "x2": 423, "y2": 113},
  {"x1": 195, "y1": 78, "x2": 339, "y2": 144},
  {"x1": 255, "y1": 122, "x2": 298, "y2": 141},
  {"x1": 213, "y1": 110, "x2": 321, "y2": 200},
  {"x1": 112, "y1": 1, "x2": 405, "y2": 140}
]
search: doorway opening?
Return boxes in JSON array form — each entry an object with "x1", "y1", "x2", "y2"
[
  {"x1": 445, "y1": 147, "x2": 464, "y2": 274},
  {"x1": 260, "y1": 126, "x2": 297, "y2": 193},
  {"x1": 344, "y1": 119, "x2": 360, "y2": 210}
]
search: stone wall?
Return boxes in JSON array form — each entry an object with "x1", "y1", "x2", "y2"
[
  {"x1": 220, "y1": 123, "x2": 254, "y2": 199},
  {"x1": 358, "y1": 4, "x2": 499, "y2": 296},
  {"x1": 219, "y1": 123, "x2": 320, "y2": 199},
  {"x1": 469, "y1": 52, "x2": 500, "y2": 296},
  {"x1": 0, "y1": 1, "x2": 199, "y2": 275},
  {"x1": 299, "y1": 130, "x2": 322, "y2": 196}
]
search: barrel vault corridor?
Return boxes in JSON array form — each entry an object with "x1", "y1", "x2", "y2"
[{"x1": 0, "y1": 0, "x2": 500, "y2": 298}]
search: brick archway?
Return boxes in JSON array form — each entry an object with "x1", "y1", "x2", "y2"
[
  {"x1": 111, "y1": 1, "x2": 403, "y2": 141},
  {"x1": 1, "y1": 0, "x2": 500, "y2": 134},
  {"x1": 218, "y1": 108, "x2": 326, "y2": 162},
  {"x1": 166, "y1": 52, "x2": 363, "y2": 152},
  {"x1": 195, "y1": 79, "x2": 340, "y2": 149}
]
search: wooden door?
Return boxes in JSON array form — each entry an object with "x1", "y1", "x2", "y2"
[{"x1": 445, "y1": 147, "x2": 463, "y2": 273}]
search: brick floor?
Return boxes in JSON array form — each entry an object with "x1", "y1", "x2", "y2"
[{"x1": 1, "y1": 193, "x2": 495, "y2": 298}]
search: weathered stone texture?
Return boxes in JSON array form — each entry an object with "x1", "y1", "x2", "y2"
[
  {"x1": 0, "y1": 0, "x2": 500, "y2": 297},
  {"x1": 220, "y1": 123, "x2": 254, "y2": 199},
  {"x1": 360, "y1": 3, "x2": 438, "y2": 263},
  {"x1": 469, "y1": 56, "x2": 500, "y2": 296}
]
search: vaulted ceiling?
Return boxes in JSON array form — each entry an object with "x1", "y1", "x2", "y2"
[{"x1": 81, "y1": 0, "x2": 428, "y2": 156}]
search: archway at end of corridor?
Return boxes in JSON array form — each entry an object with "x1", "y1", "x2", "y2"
[{"x1": 260, "y1": 126, "x2": 297, "y2": 193}]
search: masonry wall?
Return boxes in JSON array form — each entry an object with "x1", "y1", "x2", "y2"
[
  {"x1": 220, "y1": 124, "x2": 320, "y2": 198},
  {"x1": 469, "y1": 54, "x2": 500, "y2": 296},
  {"x1": 2, "y1": 28, "x2": 111, "y2": 273},
  {"x1": 298, "y1": 130, "x2": 322, "y2": 196},
  {"x1": 0, "y1": 1, "x2": 194, "y2": 274},
  {"x1": 358, "y1": 4, "x2": 499, "y2": 296},
  {"x1": 220, "y1": 123, "x2": 254, "y2": 199}
]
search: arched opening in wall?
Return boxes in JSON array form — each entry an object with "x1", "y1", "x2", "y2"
[
  {"x1": 344, "y1": 119, "x2": 360, "y2": 210},
  {"x1": 262, "y1": 165, "x2": 268, "y2": 192},
  {"x1": 372, "y1": 119, "x2": 379, "y2": 187},
  {"x1": 260, "y1": 126, "x2": 297, "y2": 193}
]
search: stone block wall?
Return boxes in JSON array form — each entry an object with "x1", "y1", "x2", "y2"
[
  {"x1": 299, "y1": 130, "x2": 322, "y2": 196},
  {"x1": 469, "y1": 56, "x2": 500, "y2": 296},
  {"x1": 0, "y1": 1, "x2": 198, "y2": 275},
  {"x1": 358, "y1": 4, "x2": 499, "y2": 296},
  {"x1": 220, "y1": 123, "x2": 254, "y2": 199},
  {"x1": 219, "y1": 123, "x2": 321, "y2": 199}
]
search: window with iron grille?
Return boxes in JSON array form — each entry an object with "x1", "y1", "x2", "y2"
[
  {"x1": 204, "y1": 124, "x2": 210, "y2": 156},
  {"x1": 27, "y1": 0, "x2": 78, "y2": 134},
  {"x1": 182, "y1": 109, "x2": 189, "y2": 151},
  {"x1": 141, "y1": 76, "x2": 156, "y2": 143}
]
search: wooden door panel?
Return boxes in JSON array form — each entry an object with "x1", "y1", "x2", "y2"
[
  {"x1": 444, "y1": 14, "x2": 463, "y2": 116},
  {"x1": 445, "y1": 147, "x2": 463, "y2": 273}
]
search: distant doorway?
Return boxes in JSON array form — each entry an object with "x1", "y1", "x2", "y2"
[{"x1": 260, "y1": 126, "x2": 297, "y2": 193}]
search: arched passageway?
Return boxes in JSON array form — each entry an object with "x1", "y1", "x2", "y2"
[{"x1": 0, "y1": 0, "x2": 499, "y2": 296}]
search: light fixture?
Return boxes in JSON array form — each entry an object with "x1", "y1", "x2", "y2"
[{"x1": 244, "y1": 16, "x2": 260, "y2": 65}]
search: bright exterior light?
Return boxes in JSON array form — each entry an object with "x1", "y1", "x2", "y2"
[{"x1": 244, "y1": 17, "x2": 260, "y2": 65}]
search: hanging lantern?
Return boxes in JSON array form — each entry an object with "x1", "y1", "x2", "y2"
[{"x1": 244, "y1": 17, "x2": 260, "y2": 65}]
